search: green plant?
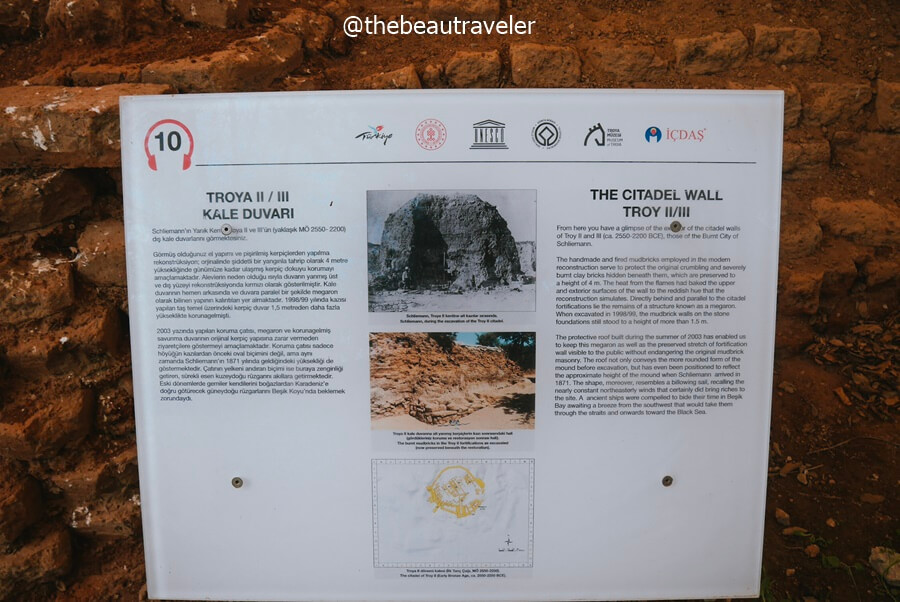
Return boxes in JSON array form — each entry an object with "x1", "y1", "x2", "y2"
[{"x1": 428, "y1": 332, "x2": 456, "y2": 353}]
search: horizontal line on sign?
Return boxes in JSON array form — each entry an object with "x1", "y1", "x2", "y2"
[{"x1": 196, "y1": 160, "x2": 757, "y2": 166}]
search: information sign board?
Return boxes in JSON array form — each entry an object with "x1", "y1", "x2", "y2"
[{"x1": 121, "y1": 90, "x2": 783, "y2": 601}]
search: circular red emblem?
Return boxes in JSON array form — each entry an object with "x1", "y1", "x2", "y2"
[{"x1": 415, "y1": 119, "x2": 447, "y2": 150}]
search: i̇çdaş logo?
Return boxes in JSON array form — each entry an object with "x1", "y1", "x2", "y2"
[
  {"x1": 645, "y1": 126, "x2": 708, "y2": 143},
  {"x1": 665, "y1": 127, "x2": 707, "y2": 142}
]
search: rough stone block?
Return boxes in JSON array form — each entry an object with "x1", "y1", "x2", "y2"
[
  {"x1": 142, "y1": 29, "x2": 304, "y2": 93},
  {"x1": 780, "y1": 214, "x2": 822, "y2": 259},
  {"x1": 0, "y1": 387, "x2": 94, "y2": 460},
  {"x1": 820, "y1": 249, "x2": 859, "y2": 296},
  {"x1": 282, "y1": 74, "x2": 327, "y2": 91},
  {"x1": 71, "y1": 64, "x2": 142, "y2": 86},
  {"x1": 580, "y1": 41, "x2": 667, "y2": 82},
  {"x1": 510, "y1": 43, "x2": 581, "y2": 88},
  {"x1": 96, "y1": 380, "x2": 136, "y2": 437},
  {"x1": 782, "y1": 139, "x2": 830, "y2": 179},
  {"x1": 77, "y1": 218, "x2": 127, "y2": 287},
  {"x1": 352, "y1": 65, "x2": 421, "y2": 90},
  {"x1": 875, "y1": 80, "x2": 900, "y2": 131},
  {"x1": 421, "y1": 64, "x2": 444, "y2": 88},
  {"x1": 0, "y1": 170, "x2": 93, "y2": 235},
  {"x1": 329, "y1": 28, "x2": 350, "y2": 55},
  {"x1": 277, "y1": 8, "x2": 335, "y2": 52},
  {"x1": 59, "y1": 304, "x2": 121, "y2": 355},
  {"x1": 129, "y1": 0, "x2": 167, "y2": 36},
  {"x1": 5, "y1": 302, "x2": 119, "y2": 381},
  {"x1": 0, "y1": 527, "x2": 72, "y2": 598},
  {"x1": 168, "y1": 0, "x2": 249, "y2": 28},
  {"x1": 869, "y1": 547, "x2": 900, "y2": 588},
  {"x1": 110, "y1": 445, "x2": 139, "y2": 484},
  {"x1": 445, "y1": 50, "x2": 501, "y2": 88},
  {"x1": 832, "y1": 132, "x2": 899, "y2": 180},
  {"x1": 47, "y1": 0, "x2": 163, "y2": 39},
  {"x1": 46, "y1": 0, "x2": 123, "y2": 41},
  {"x1": 753, "y1": 25, "x2": 821, "y2": 63},
  {"x1": 779, "y1": 265, "x2": 824, "y2": 315},
  {"x1": 804, "y1": 82, "x2": 872, "y2": 125},
  {"x1": 69, "y1": 495, "x2": 142, "y2": 537},
  {"x1": 811, "y1": 197, "x2": 899, "y2": 247},
  {"x1": 0, "y1": 462, "x2": 42, "y2": 546},
  {"x1": 0, "y1": 260, "x2": 75, "y2": 324},
  {"x1": 864, "y1": 255, "x2": 899, "y2": 287},
  {"x1": 0, "y1": 0, "x2": 42, "y2": 40},
  {"x1": 0, "y1": 84, "x2": 173, "y2": 168},
  {"x1": 674, "y1": 31, "x2": 748, "y2": 75},
  {"x1": 45, "y1": 307, "x2": 121, "y2": 376},
  {"x1": 783, "y1": 84, "x2": 802, "y2": 128},
  {"x1": 774, "y1": 315, "x2": 816, "y2": 353},
  {"x1": 428, "y1": 0, "x2": 499, "y2": 20},
  {"x1": 727, "y1": 82, "x2": 801, "y2": 128},
  {"x1": 48, "y1": 454, "x2": 117, "y2": 503}
]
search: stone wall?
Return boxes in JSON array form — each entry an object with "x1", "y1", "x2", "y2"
[
  {"x1": 371, "y1": 193, "x2": 523, "y2": 291},
  {"x1": 0, "y1": 0, "x2": 897, "y2": 598}
]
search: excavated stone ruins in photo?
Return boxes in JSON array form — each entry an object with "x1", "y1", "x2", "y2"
[
  {"x1": 369, "y1": 333, "x2": 535, "y2": 427},
  {"x1": 369, "y1": 193, "x2": 532, "y2": 293}
]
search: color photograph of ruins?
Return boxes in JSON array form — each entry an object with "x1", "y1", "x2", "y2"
[{"x1": 370, "y1": 332, "x2": 536, "y2": 430}]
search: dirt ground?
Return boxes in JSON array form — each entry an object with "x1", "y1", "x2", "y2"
[{"x1": 0, "y1": 0, "x2": 897, "y2": 600}]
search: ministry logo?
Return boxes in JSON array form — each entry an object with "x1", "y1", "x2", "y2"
[
  {"x1": 470, "y1": 119, "x2": 507, "y2": 149},
  {"x1": 356, "y1": 125, "x2": 392, "y2": 145},
  {"x1": 415, "y1": 119, "x2": 447, "y2": 151},
  {"x1": 532, "y1": 120, "x2": 560, "y2": 149}
]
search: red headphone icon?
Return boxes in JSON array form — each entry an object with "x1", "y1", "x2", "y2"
[{"x1": 144, "y1": 119, "x2": 194, "y2": 171}]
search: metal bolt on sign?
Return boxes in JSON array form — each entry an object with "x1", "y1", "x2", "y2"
[
  {"x1": 231, "y1": 477, "x2": 244, "y2": 489},
  {"x1": 669, "y1": 221, "x2": 683, "y2": 233},
  {"x1": 662, "y1": 475, "x2": 674, "y2": 487}
]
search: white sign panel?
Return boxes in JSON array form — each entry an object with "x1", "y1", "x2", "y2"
[{"x1": 120, "y1": 90, "x2": 783, "y2": 601}]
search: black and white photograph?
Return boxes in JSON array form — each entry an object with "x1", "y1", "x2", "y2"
[{"x1": 367, "y1": 189, "x2": 537, "y2": 312}]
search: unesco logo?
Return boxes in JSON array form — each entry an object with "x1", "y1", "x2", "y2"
[
  {"x1": 470, "y1": 119, "x2": 507, "y2": 150},
  {"x1": 532, "y1": 120, "x2": 560, "y2": 149},
  {"x1": 645, "y1": 126, "x2": 662, "y2": 143}
]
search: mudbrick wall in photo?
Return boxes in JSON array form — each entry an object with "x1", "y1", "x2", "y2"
[{"x1": 0, "y1": 1, "x2": 897, "y2": 600}]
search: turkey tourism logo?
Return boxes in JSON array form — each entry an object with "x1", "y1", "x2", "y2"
[{"x1": 356, "y1": 124, "x2": 392, "y2": 145}]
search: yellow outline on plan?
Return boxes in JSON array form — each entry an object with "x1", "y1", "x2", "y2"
[{"x1": 426, "y1": 465, "x2": 486, "y2": 518}]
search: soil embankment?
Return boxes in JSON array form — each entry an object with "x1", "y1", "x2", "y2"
[{"x1": 370, "y1": 333, "x2": 535, "y2": 427}]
